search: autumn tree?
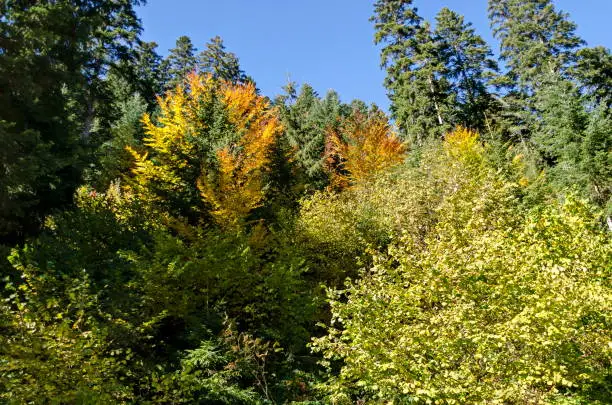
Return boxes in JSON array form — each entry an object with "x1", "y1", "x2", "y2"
[
  {"x1": 326, "y1": 108, "x2": 405, "y2": 188},
  {"x1": 313, "y1": 128, "x2": 612, "y2": 404},
  {"x1": 127, "y1": 73, "x2": 282, "y2": 228},
  {"x1": 197, "y1": 80, "x2": 282, "y2": 227}
]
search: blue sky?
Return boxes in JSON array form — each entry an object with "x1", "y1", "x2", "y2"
[{"x1": 137, "y1": 1, "x2": 612, "y2": 110}]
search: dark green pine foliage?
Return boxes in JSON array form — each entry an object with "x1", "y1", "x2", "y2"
[
  {"x1": 94, "y1": 91, "x2": 149, "y2": 189},
  {"x1": 533, "y1": 74, "x2": 586, "y2": 168},
  {"x1": 0, "y1": 0, "x2": 142, "y2": 246},
  {"x1": 488, "y1": 0, "x2": 585, "y2": 140},
  {"x1": 131, "y1": 41, "x2": 168, "y2": 105},
  {"x1": 581, "y1": 105, "x2": 612, "y2": 218},
  {"x1": 572, "y1": 46, "x2": 612, "y2": 108},
  {"x1": 277, "y1": 83, "x2": 348, "y2": 190},
  {"x1": 87, "y1": 41, "x2": 165, "y2": 188},
  {"x1": 198, "y1": 36, "x2": 248, "y2": 84},
  {"x1": 488, "y1": 0, "x2": 584, "y2": 94},
  {"x1": 533, "y1": 73, "x2": 612, "y2": 217},
  {"x1": 372, "y1": 0, "x2": 451, "y2": 142},
  {"x1": 434, "y1": 8, "x2": 498, "y2": 133},
  {"x1": 165, "y1": 35, "x2": 198, "y2": 89},
  {"x1": 409, "y1": 21, "x2": 454, "y2": 140}
]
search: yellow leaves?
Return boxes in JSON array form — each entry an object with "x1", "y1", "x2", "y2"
[
  {"x1": 443, "y1": 126, "x2": 483, "y2": 164},
  {"x1": 141, "y1": 73, "x2": 213, "y2": 160},
  {"x1": 124, "y1": 73, "x2": 282, "y2": 228},
  {"x1": 326, "y1": 110, "x2": 405, "y2": 188},
  {"x1": 221, "y1": 81, "x2": 268, "y2": 131},
  {"x1": 196, "y1": 77, "x2": 282, "y2": 228}
]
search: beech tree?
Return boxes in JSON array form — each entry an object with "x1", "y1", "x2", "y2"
[
  {"x1": 326, "y1": 109, "x2": 405, "y2": 187},
  {"x1": 127, "y1": 73, "x2": 282, "y2": 227}
]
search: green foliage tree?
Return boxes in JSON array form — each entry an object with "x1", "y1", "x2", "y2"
[
  {"x1": 533, "y1": 73, "x2": 612, "y2": 218},
  {"x1": 165, "y1": 36, "x2": 198, "y2": 89},
  {"x1": 487, "y1": 0, "x2": 585, "y2": 140},
  {"x1": 277, "y1": 83, "x2": 349, "y2": 190},
  {"x1": 372, "y1": 0, "x2": 452, "y2": 142},
  {"x1": 0, "y1": 0, "x2": 143, "y2": 247},
  {"x1": 313, "y1": 129, "x2": 612, "y2": 404},
  {"x1": 132, "y1": 41, "x2": 168, "y2": 105},
  {"x1": 1, "y1": 2, "x2": 611, "y2": 403},
  {"x1": 434, "y1": 8, "x2": 498, "y2": 133},
  {"x1": 198, "y1": 36, "x2": 248, "y2": 84},
  {"x1": 488, "y1": 0, "x2": 584, "y2": 95},
  {"x1": 572, "y1": 46, "x2": 612, "y2": 108}
]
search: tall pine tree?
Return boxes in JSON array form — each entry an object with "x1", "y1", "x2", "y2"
[
  {"x1": 488, "y1": 0, "x2": 584, "y2": 95},
  {"x1": 198, "y1": 36, "x2": 247, "y2": 84},
  {"x1": 165, "y1": 36, "x2": 198, "y2": 89},
  {"x1": 372, "y1": 0, "x2": 453, "y2": 142},
  {"x1": 0, "y1": 0, "x2": 143, "y2": 246},
  {"x1": 434, "y1": 8, "x2": 498, "y2": 133}
]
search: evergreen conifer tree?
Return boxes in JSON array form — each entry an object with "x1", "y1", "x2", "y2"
[
  {"x1": 165, "y1": 36, "x2": 198, "y2": 89},
  {"x1": 434, "y1": 8, "x2": 498, "y2": 133},
  {"x1": 198, "y1": 36, "x2": 247, "y2": 84}
]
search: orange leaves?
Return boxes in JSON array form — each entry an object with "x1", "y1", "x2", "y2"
[
  {"x1": 197, "y1": 78, "x2": 282, "y2": 228},
  {"x1": 326, "y1": 110, "x2": 406, "y2": 188},
  {"x1": 125, "y1": 72, "x2": 281, "y2": 228}
]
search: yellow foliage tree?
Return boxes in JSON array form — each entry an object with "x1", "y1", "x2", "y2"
[
  {"x1": 197, "y1": 81, "x2": 282, "y2": 228},
  {"x1": 443, "y1": 125, "x2": 484, "y2": 165},
  {"x1": 326, "y1": 110, "x2": 405, "y2": 188},
  {"x1": 125, "y1": 73, "x2": 282, "y2": 228}
]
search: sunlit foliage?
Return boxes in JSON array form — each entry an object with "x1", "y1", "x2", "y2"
[
  {"x1": 326, "y1": 109, "x2": 405, "y2": 188},
  {"x1": 198, "y1": 81, "x2": 283, "y2": 227},
  {"x1": 312, "y1": 129, "x2": 612, "y2": 404},
  {"x1": 126, "y1": 73, "x2": 282, "y2": 228}
]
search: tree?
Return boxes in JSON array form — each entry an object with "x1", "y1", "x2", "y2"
[
  {"x1": 487, "y1": 0, "x2": 585, "y2": 141},
  {"x1": 197, "y1": 79, "x2": 283, "y2": 228},
  {"x1": 0, "y1": 0, "x2": 143, "y2": 246},
  {"x1": 434, "y1": 8, "x2": 498, "y2": 133},
  {"x1": 132, "y1": 41, "x2": 168, "y2": 105},
  {"x1": 198, "y1": 36, "x2": 247, "y2": 84},
  {"x1": 572, "y1": 46, "x2": 612, "y2": 108},
  {"x1": 326, "y1": 108, "x2": 405, "y2": 188},
  {"x1": 372, "y1": 0, "x2": 452, "y2": 142},
  {"x1": 488, "y1": 0, "x2": 584, "y2": 95},
  {"x1": 532, "y1": 73, "x2": 611, "y2": 220},
  {"x1": 313, "y1": 128, "x2": 612, "y2": 404},
  {"x1": 165, "y1": 36, "x2": 198, "y2": 89},
  {"x1": 127, "y1": 73, "x2": 282, "y2": 228},
  {"x1": 277, "y1": 83, "x2": 349, "y2": 190}
]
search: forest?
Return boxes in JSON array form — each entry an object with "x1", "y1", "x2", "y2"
[{"x1": 0, "y1": 0, "x2": 610, "y2": 403}]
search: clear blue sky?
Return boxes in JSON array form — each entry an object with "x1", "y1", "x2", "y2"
[{"x1": 137, "y1": 1, "x2": 612, "y2": 111}]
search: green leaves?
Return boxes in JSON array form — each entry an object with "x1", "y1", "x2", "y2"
[{"x1": 312, "y1": 132, "x2": 612, "y2": 404}]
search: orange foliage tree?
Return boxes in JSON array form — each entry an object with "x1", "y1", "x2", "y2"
[
  {"x1": 126, "y1": 73, "x2": 282, "y2": 228},
  {"x1": 325, "y1": 109, "x2": 406, "y2": 188},
  {"x1": 197, "y1": 82, "x2": 282, "y2": 227}
]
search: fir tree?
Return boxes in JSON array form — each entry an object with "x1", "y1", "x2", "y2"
[
  {"x1": 572, "y1": 46, "x2": 612, "y2": 108},
  {"x1": 198, "y1": 36, "x2": 247, "y2": 84},
  {"x1": 434, "y1": 7, "x2": 498, "y2": 133},
  {"x1": 0, "y1": 0, "x2": 143, "y2": 245},
  {"x1": 372, "y1": 0, "x2": 451, "y2": 142},
  {"x1": 165, "y1": 36, "x2": 198, "y2": 89},
  {"x1": 488, "y1": 0, "x2": 584, "y2": 95},
  {"x1": 277, "y1": 84, "x2": 348, "y2": 190}
]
